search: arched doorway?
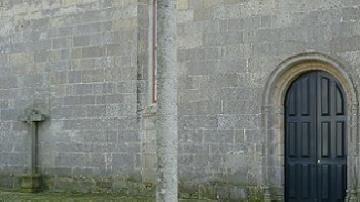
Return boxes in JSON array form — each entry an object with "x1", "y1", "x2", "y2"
[
  {"x1": 261, "y1": 53, "x2": 359, "y2": 200},
  {"x1": 284, "y1": 71, "x2": 347, "y2": 201}
]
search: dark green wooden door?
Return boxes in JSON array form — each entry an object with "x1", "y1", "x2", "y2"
[{"x1": 285, "y1": 71, "x2": 347, "y2": 202}]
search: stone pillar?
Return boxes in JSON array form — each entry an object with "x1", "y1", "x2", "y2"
[
  {"x1": 263, "y1": 186, "x2": 272, "y2": 202},
  {"x1": 346, "y1": 189, "x2": 358, "y2": 201},
  {"x1": 156, "y1": 0, "x2": 178, "y2": 201},
  {"x1": 19, "y1": 109, "x2": 46, "y2": 193}
]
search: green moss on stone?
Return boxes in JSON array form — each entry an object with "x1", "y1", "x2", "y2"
[{"x1": 247, "y1": 186, "x2": 264, "y2": 202}]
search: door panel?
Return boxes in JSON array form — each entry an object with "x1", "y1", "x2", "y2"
[
  {"x1": 301, "y1": 77, "x2": 310, "y2": 115},
  {"x1": 285, "y1": 71, "x2": 347, "y2": 202},
  {"x1": 320, "y1": 77, "x2": 330, "y2": 115},
  {"x1": 336, "y1": 86, "x2": 344, "y2": 115},
  {"x1": 285, "y1": 72, "x2": 317, "y2": 201},
  {"x1": 301, "y1": 164, "x2": 310, "y2": 198},
  {"x1": 317, "y1": 72, "x2": 347, "y2": 202},
  {"x1": 301, "y1": 122, "x2": 311, "y2": 157},
  {"x1": 320, "y1": 164, "x2": 329, "y2": 201},
  {"x1": 336, "y1": 122, "x2": 345, "y2": 157},
  {"x1": 320, "y1": 122, "x2": 330, "y2": 157}
]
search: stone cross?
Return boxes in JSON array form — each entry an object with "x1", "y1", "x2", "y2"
[
  {"x1": 18, "y1": 109, "x2": 46, "y2": 192},
  {"x1": 20, "y1": 109, "x2": 46, "y2": 174}
]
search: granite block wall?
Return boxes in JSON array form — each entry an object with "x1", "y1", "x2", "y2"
[
  {"x1": 0, "y1": 0, "x2": 142, "y2": 192},
  {"x1": 175, "y1": 0, "x2": 360, "y2": 200},
  {"x1": 1, "y1": 0, "x2": 360, "y2": 200}
]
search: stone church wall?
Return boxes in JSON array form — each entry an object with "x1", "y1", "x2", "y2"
[
  {"x1": 0, "y1": 0, "x2": 144, "y2": 194},
  {"x1": 175, "y1": 0, "x2": 360, "y2": 200},
  {"x1": 0, "y1": 0, "x2": 360, "y2": 200}
]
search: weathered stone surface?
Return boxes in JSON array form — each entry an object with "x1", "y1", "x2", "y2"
[
  {"x1": 1, "y1": 0, "x2": 360, "y2": 201},
  {"x1": 0, "y1": 0, "x2": 141, "y2": 195},
  {"x1": 19, "y1": 174, "x2": 42, "y2": 193}
]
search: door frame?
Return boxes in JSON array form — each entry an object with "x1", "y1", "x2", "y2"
[{"x1": 261, "y1": 52, "x2": 359, "y2": 201}]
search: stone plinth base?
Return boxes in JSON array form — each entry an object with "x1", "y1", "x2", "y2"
[{"x1": 18, "y1": 174, "x2": 42, "y2": 193}]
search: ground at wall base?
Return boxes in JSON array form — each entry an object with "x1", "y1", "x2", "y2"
[{"x1": 0, "y1": 191, "x2": 220, "y2": 202}]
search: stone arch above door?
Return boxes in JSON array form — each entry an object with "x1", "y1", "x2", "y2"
[{"x1": 261, "y1": 52, "x2": 359, "y2": 200}]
